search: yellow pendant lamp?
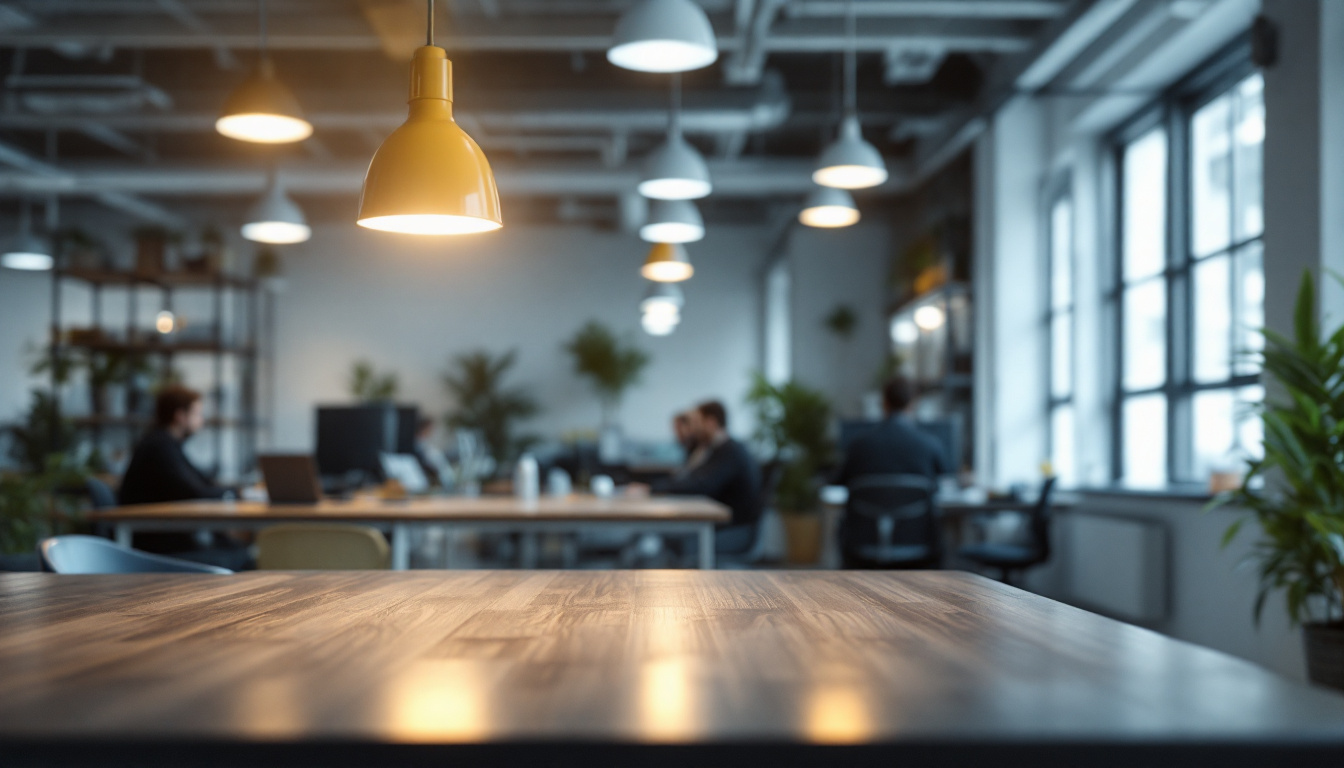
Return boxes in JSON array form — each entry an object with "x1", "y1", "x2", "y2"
[
  {"x1": 216, "y1": 0, "x2": 312, "y2": 144},
  {"x1": 357, "y1": 1, "x2": 501, "y2": 235},
  {"x1": 641, "y1": 242, "x2": 693, "y2": 282}
]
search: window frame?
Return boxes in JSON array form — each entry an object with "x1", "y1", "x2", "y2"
[
  {"x1": 1044, "y1": 172, "x2": 1075, "y2": 484},
  {"x1": 1106, "y1": 39, "x2": 1261, "y2": 488}
]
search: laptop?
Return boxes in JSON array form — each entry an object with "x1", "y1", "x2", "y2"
[{"x1": 258, "y1": 454, "x2": 323, "y2": 504}]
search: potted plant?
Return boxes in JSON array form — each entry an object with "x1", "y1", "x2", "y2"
[
  {"x1": 746, "y1": 373, "x2": 833, "y2": 564},
  {"x1": 1215, "y1": 271, "x2": 1344, "y2": 691},
  {"x1": 563, "y1": 321, "x2": 650, "y2": 462},
  {"x1": 442, "y1": 349, "x2": 539, "y2": 471},
  {"x1": 348, "y1": 360, "x2": 400, "y2": 403},
  {"x1": 0, "y1": 455, "x2": 91, "y2": 571}
]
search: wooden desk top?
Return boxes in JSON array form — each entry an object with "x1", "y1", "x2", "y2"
[
  {"x1": 90, "y1": 494, "x2": 729, "y2": 524},
  {"x1": 2, "y1": 571, "x2": 1342, "y2": 768}
]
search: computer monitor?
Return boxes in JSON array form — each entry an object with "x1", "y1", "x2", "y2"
[{"x1": 315, "y1": 405, "x2": 419, "y2": 482}]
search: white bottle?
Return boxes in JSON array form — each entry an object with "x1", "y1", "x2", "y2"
[{"x1": 514, "y1": 453, "x2": 539, "y2": 501}]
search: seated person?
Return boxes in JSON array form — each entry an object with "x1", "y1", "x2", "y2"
[
  {"x1": 672, "y1": 409, "x2": 703, "y2": 477},
  {"x1": 118, "y1": 385, "x2": 233, "y2": 556},
  {"x1": 412, "y1": 416, "x2": 453, "y2": 488},
  {"x1": 649, "y1": 400, "x2": 762, "y2": 555},
  {"x1": 833, "y1": 376, "x2": 948, "y2": 566}
]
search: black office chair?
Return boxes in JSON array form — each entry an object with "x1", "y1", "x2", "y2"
[
  {"x1": 957, "y1": 476, "x2": 1057, "y2": 585},
  {"x1": 841, "y1": 474, "x2": 941, "y2": 569}
]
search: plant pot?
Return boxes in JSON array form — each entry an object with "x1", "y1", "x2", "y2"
[
  {"x1": 781, "y1": 512, "x2": 823, "y2": 565},
  {"x1": 1304, "y1": 622, "x2": 1344, "y2": 692}
]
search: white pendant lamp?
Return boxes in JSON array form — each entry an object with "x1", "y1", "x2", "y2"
[
  {"x1": 608, "y1": 0, "x2": 718, "y2": 74},
  {"x1": 216, "y1": 0, "x2": 312, "y2": 144},
  {"x1": 640, "y1": 199, "x2": 704, "y2": 243},
  {"x1": 641, "y1": 281, "x2": 685, "y2": 316},
  {"x1": 639, "y1": 75, "x2": 711, "y2": 200},
  {"x1": 242, "y1": 172, "x2": 311, "y2": 244},
  {"x1": 641, "y1": 242, "x2": 694, "y2": 282},
  {"x1": 798, "y1": 186, "x2": 860, "y2": 228},
  {"x1": 2, "y1": 201, "x2": 52, "y2": 271},
  {"x1": 642, "y1": 312, "x2": 679, "y2": 336},
  {"x1": 813, "y1": 1, "x2": 887, "y2": 190},
  {"x1": 357, "y1": 0, "x2": 502, "y2": 235}
]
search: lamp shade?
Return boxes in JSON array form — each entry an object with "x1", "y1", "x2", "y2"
[
  {"x1": 216, "y1": 58, "x2": 313, "y2": 144},
  {"x1": 357, "y1": 46, "x2": 502, "y2": 235},
  {"x1": 608, "y1": 0, "x2": 718, "y2": 73},
  {"x1": 639, "y1": 130, "x2": 711, "y2": 200},
  {"x1": 242, "y1": 178, "x2": 311, "y2": 244},
  {"x1": 641, "y1": 311, "x2": 679, "y2": 336},
  {"x1": 1, "y1": 233, "x2": 53, "y2": 271},
  {"x1": 640, "y1": 199, "x2": 704, "y2": 243},
  {"x1": 641, "y1": 242, "x2": 694, "y2": 282},
  {"x1": 813, "y1": 115, "x2": 888, "y2": 190},
  {"x1": 798, "y1": 186, "x2": 860, "y2": 228},
  {"x1": 640, "y1": 281, "x2": 685, "y2": 315}
]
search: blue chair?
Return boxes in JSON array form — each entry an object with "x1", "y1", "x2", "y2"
[
  {"x1": 840, "y1": 474, "x2": 942, "y2": 569},
  {"x1": 39, "y1": 535, "x2": 232, "y2": 574}
]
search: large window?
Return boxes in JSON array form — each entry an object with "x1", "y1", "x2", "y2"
[
  {"x1": 1112, "y1": 59, "x2": 1264, "y2": 488},
  {"x1": 1047, "y1": 185, "x2": 1076, "y2": 486}
]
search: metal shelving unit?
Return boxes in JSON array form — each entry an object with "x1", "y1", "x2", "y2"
[{"x1": 46, "y1": 261, "x2": 272, "y2": 481}]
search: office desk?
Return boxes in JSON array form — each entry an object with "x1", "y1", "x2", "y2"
[
  {"x1": 90, "y1": 495, "x2": 729, "y2": 569},
  {"x1": 2, "y1": 570, "x2": 1342, "y2": 768}
]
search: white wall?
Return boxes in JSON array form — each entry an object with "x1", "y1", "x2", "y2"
[
  {"x1": 267, "y1": 221, "x2": 775, "y2": 452},
  {"x1": 785, "y1": 221, "x2": 892, "y2": 419}
]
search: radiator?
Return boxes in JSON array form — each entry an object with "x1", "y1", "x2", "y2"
[{"x1": 1063, "y1": 513, "x2": 1168, "y2": 623}]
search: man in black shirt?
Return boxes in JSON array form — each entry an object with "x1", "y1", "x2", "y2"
[
  {"x1": 833, "y1": 376, "x2": 949, "y2": 564},
  {"x1": 654, "y1": 401, "x2": 762, "y2": 555},
  {"x1": 118, "y1": 386, "x2": 229, "y2": 554}
]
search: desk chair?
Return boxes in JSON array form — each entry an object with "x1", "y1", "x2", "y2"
[
  {"x1": 40, "y1": 535, "x2": 232, "y2": 574},
  {"x1": 957, "y1": 476, "x2": 1057, "y2": 585},
  {"x1": 257, "y1": 524, "x2": 391, "y2": 570},
  {"x1": 841, "y1": 474, "x2": 941, "y2": 569}
]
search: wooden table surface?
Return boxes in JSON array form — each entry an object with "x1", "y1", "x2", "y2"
[
  {"x1": 2, "y1": 570, "x2": 1342, "y2": 768},
  {"x1": 89, "y1": 494, "x2": 730, "y2": 523}
]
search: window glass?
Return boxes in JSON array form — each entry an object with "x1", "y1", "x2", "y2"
[
  {"x1": 1234, "y1": 74, "x2": 1265, "y2": 241},
  {"x1": 1192, "y1": 253, "x2": 1232, "y2": 383},
  {"x1": 1191, "y1": 93, "x2": 1233, "y2": 258},
  {"x1": 1122, "y1": 394, "x2": 1167, "y2": 488},
  {"x1": 1234, "y1": 241, "x2": 1265, "y2": 375},
  {"x1": 1122, "y1": 128, "x2": 1168, "y2": 281},
  {"x1": 1192, "y1": 385, "x2": 1264, "y2": 479},
  {"x1": 1123, "y1": 278, "x2": 1166, "y2": 390},
  {"x1": 1051, "y1": 197, "x2": 1073, "y2": 311},
  {"x1": 1051, "y1": 312, "x2": 1072, "y2": 399},
  {"x1": 1051, "y1": 404, "x2": 1076, "y2": 487}
]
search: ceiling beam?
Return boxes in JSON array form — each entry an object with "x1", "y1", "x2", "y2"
[
  {"x1": 0, "y1": 139, "x2": 183, "y2": 226},
  {"x1": 0, "y1": 15, "x2": 1035, "y2": 54},
  {"x1": 785, "y1": 1, "x2": 1069, "y2": 19},
  {"x1": 0, "y1": 158, "x2": 911, "y2": 198}
]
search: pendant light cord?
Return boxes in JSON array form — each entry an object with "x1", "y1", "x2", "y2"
[
  {"x1": 669, "y1": 72, "x2": 682, "y2": 134},
  {"x1": 844, "y1": 0, "x2": 856, "y2": 115},
  {"x1": 427, "y1": 0, "x2": 434, "y2": 46},
  {"x1": 258, "y1": 0, "x2": 267, "y2": 55}
]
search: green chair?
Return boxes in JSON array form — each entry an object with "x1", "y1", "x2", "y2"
[{"x1": 256, "y1": 524, "x2": 391, "y2": 570}]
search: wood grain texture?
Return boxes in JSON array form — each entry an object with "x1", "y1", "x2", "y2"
[
  {"x1": 89, "y1": 494, "x2": 730, "y2": 524},
  {"x1": 2, "y1": 571, "x2": 1343, "y2": 768}
]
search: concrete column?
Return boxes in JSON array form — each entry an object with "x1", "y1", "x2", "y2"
[{"x1": 1260, "y1": 0, "x2": 1344, "y2": 334}]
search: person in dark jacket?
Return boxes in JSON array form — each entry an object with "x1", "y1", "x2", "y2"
[
  {"x1": 118, "y1": 386, "x2": 230, "y2": 554},
  {"x1": 654, "y1": 400, "x2": 762, "y2": 554},
  {"x1": 833, "y1": 376, "x2": 949, "y2": 563}
]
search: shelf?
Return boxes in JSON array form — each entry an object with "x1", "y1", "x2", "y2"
[
  {"x1": 53, "y1": 340, "x2": 255, "y2": 356},
  {"x1": 73, "y1": 416, "x2": 257, "y2": 430},
  {"x1": 60, "y1": 267, "x2": 255, "y2": 290}
]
